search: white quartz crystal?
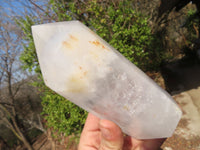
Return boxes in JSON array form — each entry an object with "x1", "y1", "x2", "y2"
[{"x1": 32, "y1": 21, "x2": 182, "y2": 139}]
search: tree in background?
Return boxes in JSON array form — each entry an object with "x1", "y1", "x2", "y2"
[
  {"x1": 0, "y1": 13, "x2": 33, "y2": 150},
  {"x1": 0, "y1": 5, "x2": 45, "y2": 149}
]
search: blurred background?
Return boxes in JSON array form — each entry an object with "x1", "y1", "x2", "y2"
[{"x1": 0, "y1": 0, "x2": 200, "y2": 149}]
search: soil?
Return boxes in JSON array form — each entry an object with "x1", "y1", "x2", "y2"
[{"x1": 161, "y1": 62, "x2": 200, "y2": 150}]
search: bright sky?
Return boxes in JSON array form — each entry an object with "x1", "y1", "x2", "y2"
[
  {"x1": 0, "y1": 0, "x2": 44, "y2": 85},
  {"x1": 1, "y1": 0, "x2": 46, "y2": 17}
]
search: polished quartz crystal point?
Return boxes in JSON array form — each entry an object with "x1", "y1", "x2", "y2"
[{"x1": 32, "y1": 21, "x2": 182, "y2": 139}]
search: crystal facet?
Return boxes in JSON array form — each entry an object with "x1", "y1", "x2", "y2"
[{"x1": 32, "y1": 21, "x2": 182, "y2": 139}]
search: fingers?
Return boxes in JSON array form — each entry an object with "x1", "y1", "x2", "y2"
[
  {"x1": 79, "y1": 113, "x2": 165, "y2": 150},
  {"x1": 99, "y1": 119, "x2": 124, "y2": 150},
  {"x1": 78, "y1": 113, "x2": 101, "y2": 150},
  {"x1": 79, "y1": 113, "x2": 124, "y2": 150},
  {"x1": 83, "y1": 113, "x2": 101, "y2": 132}
]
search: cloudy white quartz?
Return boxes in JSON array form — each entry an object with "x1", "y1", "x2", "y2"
[{"x1": 32, "y1": 21, "x2": 182, "y2": 139}]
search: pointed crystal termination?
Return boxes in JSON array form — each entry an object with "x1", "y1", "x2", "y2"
[{"x1": 32, "y1": 21, "x2": 182, "y2": 139}]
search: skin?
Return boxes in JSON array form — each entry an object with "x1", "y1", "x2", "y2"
[{"x1": 78, "y1": 113, "x2": 166, "y2": 150}]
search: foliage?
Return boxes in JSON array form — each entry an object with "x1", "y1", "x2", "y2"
[
  {"x1": 49, "y1": 0, "x2": 163, "y2": 70},
  {"x1": 180, "y1": 8, "x2": 199, "y2": 60},
  {"x1": 184, "y1": 9, "x2": 199, "y2": 44},
  {"x1": 85, "y1": 0, "x2": 152, "y2": 68},
  {"x1": 41, "y1": 88, "x2": 87, "y2": 136},
  {"x1": 16, "y1": 16, "x2": 40, "y2": 73},
  {"x1": 19, "y1": 0, "x2": 165, "y2": 141}
]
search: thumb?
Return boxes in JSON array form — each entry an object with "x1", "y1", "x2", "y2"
[{"x1": 99, "y1": 120, "x2": 124, "y2": 150}]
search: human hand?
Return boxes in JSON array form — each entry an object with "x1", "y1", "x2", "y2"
[{"x1": 78, "y1": 113, "x2": 165, "y2": 150}]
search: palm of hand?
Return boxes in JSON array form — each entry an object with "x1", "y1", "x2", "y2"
[{"x1": 78, "y1": 113, "x2": 165, "y2": 150}]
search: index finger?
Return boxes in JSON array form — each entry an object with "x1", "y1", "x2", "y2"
[{"x1": 83, "y1": 113, "x2": 101, "y2": 132}]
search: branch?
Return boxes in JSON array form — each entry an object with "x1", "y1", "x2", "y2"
[
  {"x1": 28, "y1": 0, "x2": 53, "y2": 20},
  {"x1": 0, "y1": 104, "x2": 22, "y2": 140},
  {"x1": 0, "y1": 104, "x2": 17, "y2": 133},
  {"x1": 0, "y1": 102, "x2": 14, "y2": 107},
  {"x1": 25, "y1": 113, "x2": 46, "y2": 133},
  {"x1": 193, "y1": 24, "x2": 199, "y2": 38},
  {"x1": 2, "y1": 117, "x2": 23, "y2": 141},
  {"x1": 0, "y1": 103, "x2": 13, "y2": 118},
  {"x1": 0, "y1": 65, "x2": 8, "y2": 74},
  {"x1": 28, "y1": 0, "x2": 45, "y2": 12}
]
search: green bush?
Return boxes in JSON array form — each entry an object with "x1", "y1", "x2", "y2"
[
  {"x1": 41, "y1": 88, "x2": 87, "y2": 136},
  {"x1": 184, "y1": 9, "x2": 199, "y2": 45},
  {"x1": 85, "y1": 0, "x2": 152, "y2": 68},
  {"x1": 49, "y1": 0, "x2": 162, "y2": 70}
]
